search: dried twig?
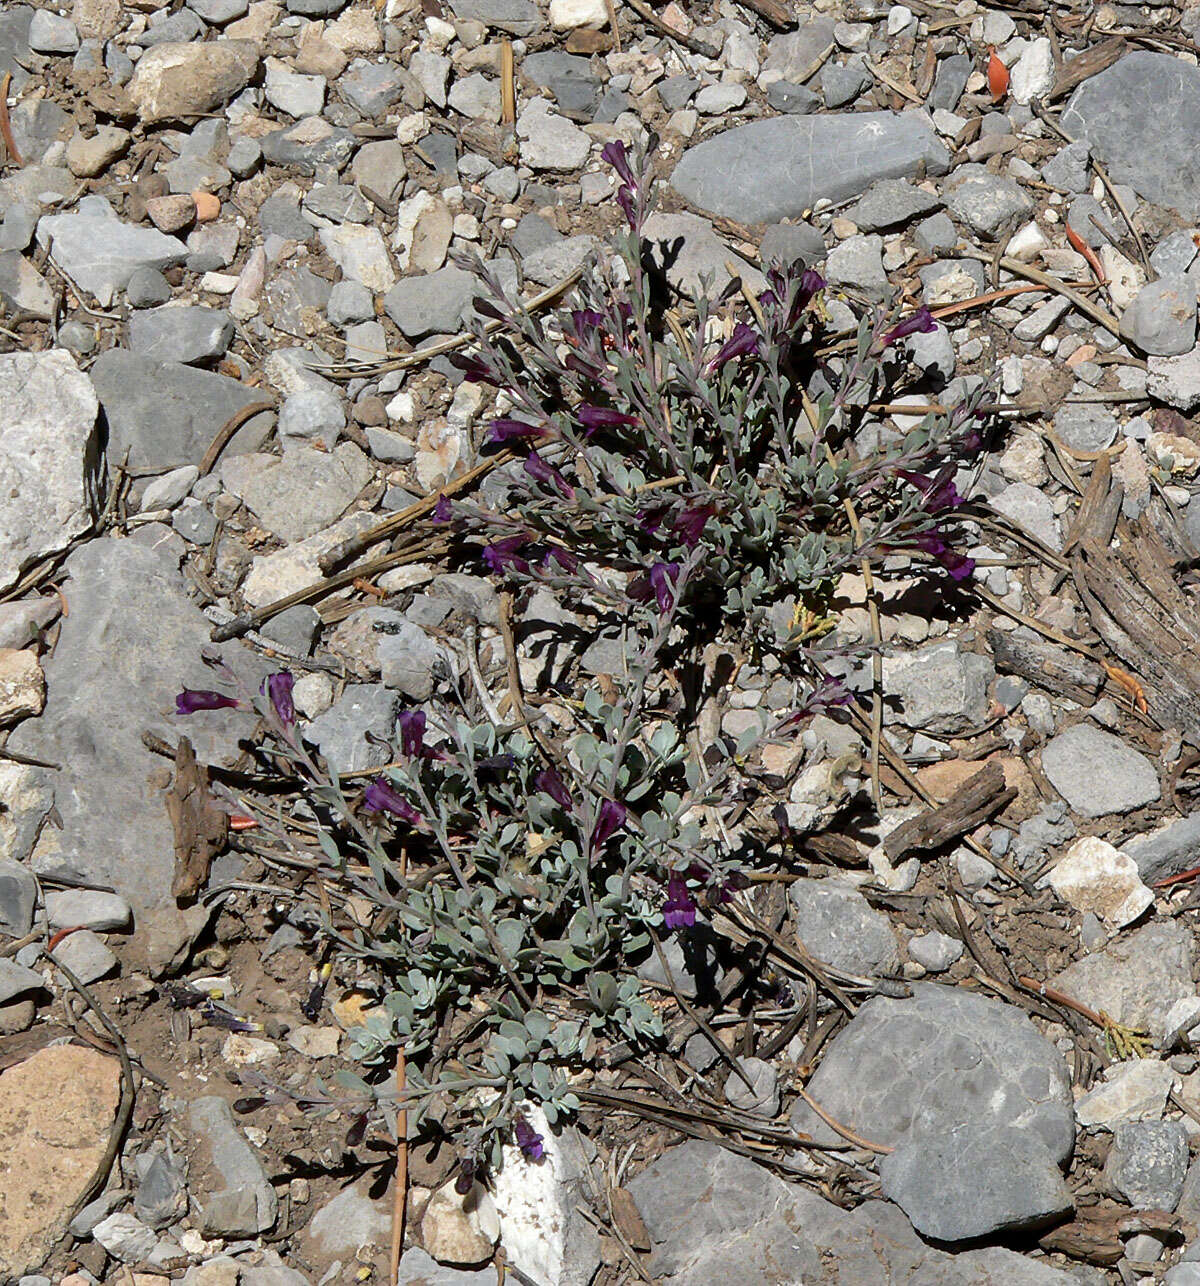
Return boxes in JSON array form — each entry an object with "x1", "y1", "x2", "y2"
[
  {"x1": 199, "y1": 399, "x2": 275, "y2": 477},
  {"x1": 0, "y1": 73, "x2": 23, "y2": 168}
]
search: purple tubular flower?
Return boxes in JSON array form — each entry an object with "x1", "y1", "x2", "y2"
[
  {"x1": 882, "y1": 305, "x2": 936, "y2": 346},
  {"x1": 591, "y1": 799, "x2": 627, "y2": 849},
  {"x1": 483, "y1": 535, "x2": 530, "y2": 575},
  {"x1": 615, "y1": 184, "x2": 636, "y2": 229},
  {"x1": 703, "y1": 322, "x2": 760, "y2": 375},
  {"x1": 570, "y1": 308, "x2": 606, "y2": 338},
  {"x1": 363, "y1": 777, "x2": 422, "y2": 826},
  {"x1": 798, "y1": 268, "x2": 826, "y2": 308},
  {"x1": 514, "y1": 1116, "x2": 545, "y2": 1162},
  {"x1": 431, "y1": 496, "x2": 453, "y2": 523},
  {"x1": 524, "y1": 450, "x2": 574, "y2": 499},
  {"x1": 600, "y1": 139, "x2": 636, "y2": 188},
  {"x1": 449, "y1": 353, "x2": 498, "y2": 384},
  {"x1": 535, "y1": 767, "x2": 574, "y2": 811},
  {"x1": 916, "y1": 528, "x2": 975, "y2": 581},
  {"x1": 175, "y1": 689, "x2": 239, "y2": 715},
  {"x1": 265, "y1": 671, "x2": 295, "y2": 727},
  {"x1": 486, "y1": 417, "x2": 545, "y2": 445},
  {"x1": 542, "y1": 546, "x2": 578, "y2": 575},
  {"x1": 455, "y1": 1158, "x2": 477, "y2": 1195},
  {"x1": 896, "y1": 466, "x2": 964, "y2": 513},
  {"x1": 577, "y1": 404, "x2": 638, "y2": 435},
  {"x1": 662, "y1": 873, "x2": 696, "y2": 931},
  {"x1": 673, "y1": 503, "x2": 716, "y2": 549},
  {"x1": 397, "y1": 709, "x2": 426, "y2": 757},
  {"x1": 649, "y1": 562, "x2": 680, "y2": 612}
]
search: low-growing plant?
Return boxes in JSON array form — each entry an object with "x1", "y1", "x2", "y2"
[
  {"x1": 443, "y1": 141, "x2": 985, "y2": 654},
  {"x1": 174, "y1": 143, "x2": 993, "y2": 1182}
]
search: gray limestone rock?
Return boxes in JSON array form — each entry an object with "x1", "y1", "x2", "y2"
[
  {"x1": 450, "y1": 0, "x2": 541, "y2": 35},
  {"x1": 788, "y1": 877, "x2": 899, "y2": 975},
  {"x1": 758, "y1": 221, "x2": 825, "y2": 267},
  {"x1": 0, "y1": 349, "x2": 100, "y2": 594},
  {"x1": 943, "y1": 163, "x2": 1033, "y2": 236},
  {"x1": 821, "y1": 59, "x2": 871, "y2": 109},
  {"x1": 127, "y1": 305, "x2": 234, "y2": 365},
  {"x1": 220, "y1": 444, "x2": 370, "y2": 543},
  {"x1": 37, "y1": 209, "x2": 186, "y2": 307},
  {"x1": 826, "y1": 232, "x2": 888, "y2": 300},
  {"x1": 0, "y1": 860, "x2": 36, "y2": 936},
  {"x1": 89, "y1": 349, "x2": 273, "y2": 472},
  {"x1": 880, "y1": 1124, "x2": 1072, "y2": 1241},
  {"x1": 762, "y1": 20, "x2": 836, "y2": 83},
  {"x1": 670, "y1": 112, "x2": 949, "y2": 224},
  {"x1": 628, "y1": 1140, "x2": 1081, "y2": 1284},
  {"x1": 383, "y1": 265, "x2": 475, "y2": 338},
  {"x1": 723, "y1": 1057, "x2": 780, "y2": 1118},
  {"x1": 881, "y1": 640, "x2": 993, "y2": 734},
  {"x1": 1063, "y1": 52, "x2": 1200, "y2": 219},
  {"x1": 1041, "y1": 724, "x2": 1160, "y2": 818},
  {"x1": 642, "y1": 211, "x2": 762, "y2": 297},
  {"x1": 1148, "y1": 348, "x2": 1200, "y2": 411},
  {"x1": 304, "y1": 684, "x2": 400, "y2": 773},
  {"x1": 1053, "y1": 403, "x2": 1119, "y2": 453},
  {"x1": 1050, "y1": 918, "x2": 1194, "y2": 1033},
  {"x1": 788, "y1": 983, "x2": 1075, "y2": 1161},
  {"x1": 186, "y1": 1097, "x2": 277, "y2": 1236},
  {"x1": 1103, "y1": 1120, "x2": 1189, "y2": 1210},
  {"x1": 845, "y1": 178, "x2": 940, "y2": 231},
  {"x1": 928, "y1": 52, "x2": 970, "y2": 112},
  {"x1": 989, "y1": 480, "x2": 1061, "y2": 551},
  {"x1": 7, "y1": 539, "x2": 261, "y2": 911},
  {"x1": 1120, "y1": 275, "x2": 1197, "y2": 356},
  {"x1": 1127, "y1": 815, "x2": 1200, "y2": 884},
  {"x1": 260, "y1": 118, "x2": 357, "y2": 174}
]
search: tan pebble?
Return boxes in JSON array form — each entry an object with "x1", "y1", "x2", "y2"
[{"x1": 193, "y1": 191, "x2": 220, "y2": 222}]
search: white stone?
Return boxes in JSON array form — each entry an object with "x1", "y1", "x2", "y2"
[
  {"x1": 1098, "y1": 245, "x2": 1145, "y2": 311},
  {"x1": 1048, "y1": 836, "x2": 1154, "y2": 929},
  {"x1": 242, "y1": 511, "x2": 379, "y2": 608},
  {"x1": 0, "y1": 351, "x2": 99, "y2": 594},
  {"x1": 1151, "y1": 996, "x2": 1200, "y2": 1051},
  {"x1": 92, "y1": 1212, "x2": 158, "y2": 1263},
  {"x1": 221, "y1": 1033, "x2": 280, "y2": 1066},
  {"x1": 1006, "y1": 220, "x2": 1048, "y2": 262},
  {"x1": 421, "y1": 1179, "x2": 499, "y2": 1265},
  {"x1": 887, "y1": 5, "x2": 915, "y2": 34},
  {"x1": 264, "y1": 56, "x2": 326, "y2": 118},
  {"x1": 1009, "y1": 37, "x2": 1055, "y2": 104},
  {"x1": 319, "y1": 225, "x2": 395, "y2": 293},
  {"x1": 492, "y1": 1107, "x2": 592, "y2": 1285},
  {"x1": 517, "y1": 98, "x2": 591, "y2": 172},
  {"x1": 549, "y1": 0, "x2": 607, "y2": 27},
  {"x1": 1075, "y1": 1058, "x2": 1176, "y2": 1129}
]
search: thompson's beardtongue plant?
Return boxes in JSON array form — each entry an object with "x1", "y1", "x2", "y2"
[{"x1": 169, "y1": 139, "x2": 994, "y2": 1183}]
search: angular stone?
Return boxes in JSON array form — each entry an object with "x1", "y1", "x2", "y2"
[
  {"x1": 880, "y1": 1123, "x2": 1072, "y2": 1241},
  {"x1": 881, "y1": 639, "x2": 993, "y2": 734},
  {"x1": 450, "y1": 0, "x2": 542, "y2": 37},
  {"x1": 89, "y1": 349, "x2": 272, "y2": 472},
  {"x1": 260, "y1": 117, "x2": 357, "y2": 174},
  {"x1": 186, "y1": 1096, "x2": 277, "y2": 1236},
  {"x1": 221, "y1": 444, "x2": 370, "y2": 543},
  {"x1": 0, "y1": 350, "x2": 99, "y2": 594},
  {"x1": 1063, "y1": 53, "x2": 1200, "y2": 219},
  {"x1": 0, "y1": 1046, "x2": 121, "y2": 1279},
  {"x1": 670, "y1": 112, "x2": 949, "y2": 224},
  {"x1": 943, "y1": 163, "x2": 1033, "y2": 236},
  {"x1": 0, "y1": 860, "x2": 35, "y2": 936},
  {"x1": 641, "y1": 211, "x2": 761, "y2": 297},
  {"x1": 126, "y1": 40, "x2": 259, "y2": 123},
  {"x1": 0, "y1": 251, "x2": 54, "y2": 319},
  {"x1": 1041, "y1": 724, "x2": 1160, "y2": 818},
  {"x1": 1049, "y1": 836, "x2": 1154, "y2": 928},
  {"x1": 845, "y1": 178, "x2": 940, "y2": 231},
  {"x1": 304, "y1": 683, "x2": 400, "y2": 773},
  {"x1": 1148, "y1": 347, "x2": 1200, "y2": 411},
  {"x1": 1075, "y1": 1058, "x2": 1176, "y2": 1129},
  {"x1": 37, "y1": 210, "x2": 186, "y2": 307},
  {"x1": 7, "y1": 539, "x2": 260, "y2": 911},
  {"x1": 241, "y1": 510, "x2": 378, "y2": 607},
  {"x1": 1051, "y1": 919, "x2": 1194, "y2": 1034},
  {"x1": 383, "y1": 265, "x2": 475, "y2": 339},
  {"x1": 1128, "y1": 815, "x2": 1200, "y2": 884},
  {"x1": 788, "y1": 877, "x2": 899, "y2": 974},
  {"x1": 789, "y1": 983, "x2": 1074, "y2": 1161},
  {"x1": 628, "y1": 1140, "x2": 1081, "y2": 1284},
  {"x1": 1104, "y1": 1120, "x2": 1189, "y2": 1209},
  {"x1": 128, "y1": 305, "x2": 234, "y2": 365}
]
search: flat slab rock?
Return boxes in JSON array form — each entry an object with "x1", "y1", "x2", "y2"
[
  {"x1": 7, "y1": 538, "x2": 263, "y2": 912},
  {"x1": 0, "y1": 349, "x2": 100, "y2": 594},
  {"x1": 789, "y1": 983, "x2": 1075, "y2": 1163},
  {"x1": 0, "y1": 1045, "x2": 122, "y2": 1278},
  {"x1": 669, "y1": 112, "x2": 950, "y2": 224},
  {"x1": 1063, "y1": 52, "x2": 1200, "y2": 220},
  {"x1": 627, "y1": 1140, "x2": 1081, "y2": 1284},
  {"x1": 1050, "y1": 918, "x2": 1195, "y2": 1034}
]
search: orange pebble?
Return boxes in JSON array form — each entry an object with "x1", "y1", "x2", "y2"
[
  {"x1": 987, "y1": 48, "x2": 1009, "y2": 102},
  {"x1": 193, "y1": 190, "x2": 220, "y2": 222}
]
